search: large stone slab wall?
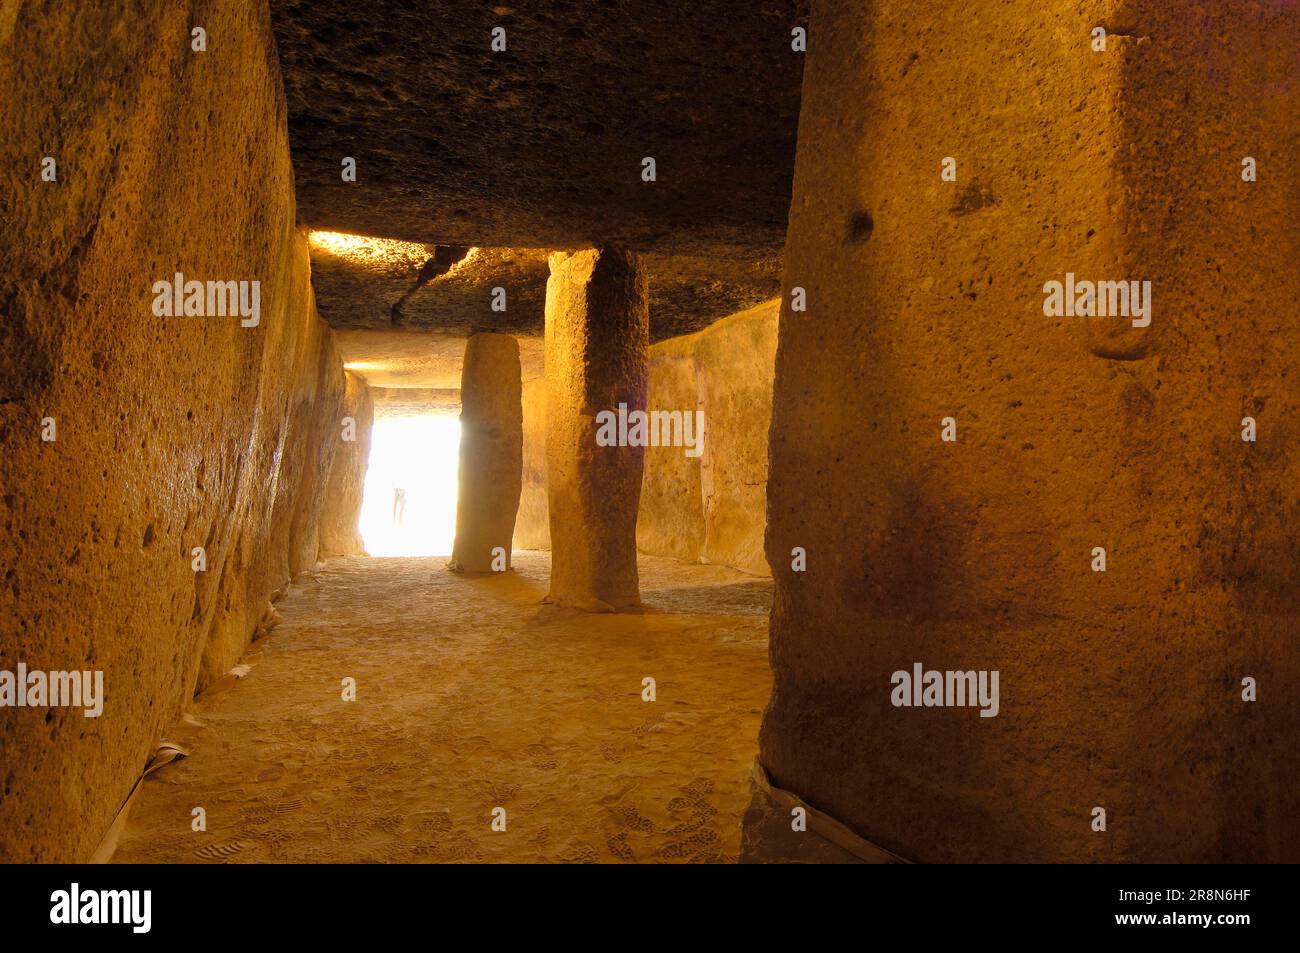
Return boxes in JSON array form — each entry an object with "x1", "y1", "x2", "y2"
[
  {"x1": 319, "y1": 371, "x2": 375, "y2": 558},
  {"x1": 760, "y1": 0, "x2": 1300, "y2": 863},
  {"x1": 0, "y1": 1, "x2": 357, "y2": 862},
  {"x1": 637, "y1": 299, "x2": 777, "y2": 576},
  {"x1": 515, "y1": 376, "x2": 552, "y2": 550},
  {"x1": 518, "y1": 297, "x2": 778, "y2": 577}
]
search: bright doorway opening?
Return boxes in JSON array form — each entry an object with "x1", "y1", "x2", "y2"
[{"x1": 359, "y1": 415, "x2": 461, "y2": 556}]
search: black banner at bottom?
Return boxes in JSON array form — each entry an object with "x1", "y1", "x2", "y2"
[{"x1": 0, "y1": 863, "x2": 1286, "y2": 941}]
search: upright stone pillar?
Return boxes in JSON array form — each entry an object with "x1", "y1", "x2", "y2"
[
  {"x1": 759, "y1": 0, "x2": 1300, "y2": 863},
  {"x1": 544, "y1": 248, "x2": 649, "y2": 610},
  {"x1": 449, "y1": 333, "x2": 523, "y2": 572}
]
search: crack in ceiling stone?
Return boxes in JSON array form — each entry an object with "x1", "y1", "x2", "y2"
[{"x1": 390, "y1": 245, "x2": 472, "y2": 327}]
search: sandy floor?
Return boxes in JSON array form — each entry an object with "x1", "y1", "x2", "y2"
[{"x1": 113, "y1": 551, "x2": 772, "y2": 863}]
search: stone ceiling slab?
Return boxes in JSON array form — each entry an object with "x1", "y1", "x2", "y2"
[
  {"x1": 310, "y1": 233, "x2": 780, "y2": 341},
  {"x1": 336, "y1": 328, "x2": 544, "y2": 390},
  {"x1": 270, "y1": 0, "x2": 805, "y2": 258}
]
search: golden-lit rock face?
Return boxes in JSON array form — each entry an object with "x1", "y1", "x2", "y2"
[
  {"x1": 519, "y1": 298, "x2": 780, "y2": 574},
  {"x1": 515, "y1": 377, "x2": 552, "y2": 551},
  {"x1": 309, "y1": 239, "x2": 550, "y2": 335},
  {"x1": 319, "y1": 372, "x2": 375, "y2": 558},
  {"x1": 761, "y1": 0, "x2": 1300, "y2": 863},
  {"x1": 271, "y1": 1, "x2": 803, "y2": 258},
  {"x1": 280, "y1": 0, "x2": 798, "y2": 347},
  {"x1": 336, "y1": 330, "x2": 473, "y2": 389},
  {"x1": 335, "y1": 329, "x2": 543, "y2": 392},
  {"x1": 640, "y1": 254, "x2": 781, "y2": 341},
  {"x1": 0, "y1": 2, "x2": 364, "y2": 862},
  {"x1": 638, "y1": 299, "x2": 778, "y2": 576},
  {"x1": 544, "y1": 249, "x2": 648, "y2": 611},
  {"x1": 9, "y1": 0, "x2": 1295, "y2": 872},
  {"x1": 370, "y1": 387, "x2": 461, "y2": 419},
  {"x1": 450, "y1": 334, "x2": 524, "y2": 573},
  {"x1": 310, "y1": 233, "x2": 780, "y2": 342},
  {"x1": 308, "y1": 231, "x2": 434, "y2": 274}
]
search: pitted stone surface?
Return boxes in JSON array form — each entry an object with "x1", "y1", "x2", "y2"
[
  {"x1": 0, "y1": 1, "x2": 355, "y2": 862},
  {"x1": 544, "y1": 249, "x2": 648, "y2": 611},
  {"x1": 275, "y1": 0, "x2": 799, "y2": 347},
  {"x1": 759, "y1": 0, "x2": 1300, "y2": 864},
  {"x1": 270, "y1": 0, "x2": 804, "y2": 257},
  {"x1": 310, "y1": 239, "x2": 780, "y2": 342}
]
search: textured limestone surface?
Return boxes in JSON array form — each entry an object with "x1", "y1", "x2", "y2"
[
  {"x1": 544, "y1": 250, "x2": 648, "y2": 611},
  {"x1": 311, "y1": 238, "x2": 780, "y2": 343},
  {"x1": 371, "y1": 387, "x2": 461, "y2": 420},
  {"x1": 270, "y1": 0, "x2": 804, "y2": 259},
  {"x1": 310, "y1": 241, "x2": 551, "y2": 336},
  {"x1": 0, "y1": 2, "x2": 355, "y2": 862},
  {"x1": 638, "y1": 300, "x2": 778, "y2": 576},
  {"x1": 449, "y1": 334, "x2": 524, "y2": 573},
  {"x1": 319, "y1": 372, "x2": 374, "y2": 557},
  {"x1": 760, "y1": 0, "x2": 1300, "y2": 863},
  {"x1": 335, "y1": 329, "x2": 543, "y2": 390},
  {"x1": 515, "y1": 377, "x2": 552, "y2": 551},
  {"x1": 522, "y1": 299, "x2": 778, "y2": 576},
  {"x1": 635, "y1": 337, "x2": 706, "y2": 564},
  {"x1": 642, "y1": 254, "x2": 780, "y2": 341},
  {"x1": 336, "y1": 330, "x2": 467, "y2": 389}
]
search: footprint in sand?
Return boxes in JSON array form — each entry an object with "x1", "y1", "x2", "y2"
[
  {"x1": 605, "y1": 831, "x2": 637, "y2": 863},
  {"x1": 559, "y1": 840, "x2": 599, "y2": 864},
  {"x1": 682, "y1": 777, "x2": 714, "y2": 799},
  {"x1": 657, "y1": 841, "x2": 693, "y2": 860},
  {"x1": 194, "y1": 840, "x2": 246, "y2": 861},
  {"x1": 630, "y1": 714, "x2": 667, "y2": 740},
  {"x1": 241, "y1": 800, "x2": 300, "y2": 824},
  {"x1": 667, "y1": 776, "x2": 716, "y2": 812},
  {"x1": 608, "y1": 804, "x2": 657, "y2": 834},
  {"x1": 658, "y1": 829, "x2": 721, "y2": 862},
  {"x1": 250, "y1": 828, "x2": 294, "y2": 854},
  {"x1": 326, "y1": 814, "x2": 360, "y2": 840},
  {"x1": 414, "y1": 810, "x2": 453, "y2": 834},
  {"x1": 599, "y1": 743, "x2": 623, "y2": 764},
  {"x1": 525, "y1": 743, "x2": 559, "y2": 771},
  {"x1": 444, "y1": 833, "x2": 484, "y2": 861},
  {"x1": 665, "y1": 814, "x2": 707, "y2": 836},
  {"x1": 368, "y1": 814, "x2": 404, "y2": 834},
  {"x1": 686, "y1": 827, "x2": 719, "y2": 848}
]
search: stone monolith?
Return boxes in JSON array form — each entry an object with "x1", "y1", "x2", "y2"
[
  {"x1": 543, "y1": 249, "x2": 649, "y2": 610},
  {"x1": 449, "y1": 333, "x2": 523, "y2": 572}
]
